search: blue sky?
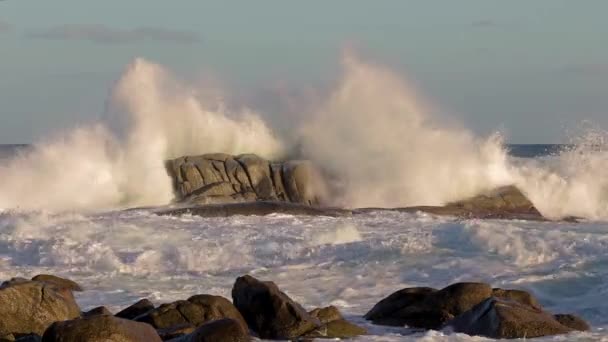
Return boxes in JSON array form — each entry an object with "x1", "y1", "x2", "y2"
[{"x1": 1, "y1": 0, "x2": 607, "y2": 143}]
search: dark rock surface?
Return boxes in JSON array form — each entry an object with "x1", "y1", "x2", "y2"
[
  {"x1": 83, "y1": 306, "x2": 113, "y2": 317},
  {"x1": 365, "y1": 283, "x2": 492, "y2": 329},
  {"x1": 115, "y1": 299, "x2": 155, "y2": 320},
  {"x1": 0, "y1": 280, "x2": 81, "y2": 336},
  {"x1": 156, "y1": 201, "x2": 350, "y2": 218},
  {"x1": 135, "y1": 295, "x2": 247, "y2": 333},
  {"x1": 232, "y1": 274, "x2": 320, "y2": 339},
  {"x1": 42, "y1": 315, "x2": 161, "y2": 342},
  {"x1": 166, "y1": 154, "x2": 325, "y2": 206},
  {"x1": 444, "y1": 297, "x2": 573, "y2": 339},
  {"x1": 167, "y1": 319, "x2": 249, "y2": 342}
]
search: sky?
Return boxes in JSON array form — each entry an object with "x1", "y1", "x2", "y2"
[{"x1": 0, "y1": 0, "x2": 607, "y2": 143}]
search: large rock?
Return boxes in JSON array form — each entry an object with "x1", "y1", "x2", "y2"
[
  {"x1": 232, "y1": 275, "x2": 320, "y2": 339},
  {"x1": 365, "y1": 283, "x2": 492, "y2": 329},
  {"x1": 0, "y1": 280, "x2": 81, "y2": 336},
  {"x1": 165, "y1": 154, "x2": 326, "y2": 206},
  {"x1": 135, "y1": 295, "x2": 247, "y2": 333},
  {"x1": 167, "y1": 319, "x2": 249, "y2": 342},
  {"x1": 30, "y1": 275, "x2": 83, "y2": 292},
  {"x1": 444, "y1": 297, "x2": 574, "y2": 339},
  {"x1": 42, "y1": 315, "x2": 161, "y2": 342}
]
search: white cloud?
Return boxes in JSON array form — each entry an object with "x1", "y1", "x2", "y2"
[{"x1": 28, "y1": 24, "x2": 201, "y2": 44}]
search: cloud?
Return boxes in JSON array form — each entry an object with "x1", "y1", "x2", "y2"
[
  {"x1": 471, "y1": 20, "x2": 496, "y2": 28},
  {"x1": 28, "y1": 24, "x2": 201, "y2": 44}
]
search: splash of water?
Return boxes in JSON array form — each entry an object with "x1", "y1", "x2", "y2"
[
  {"x1": 0, "y1": 58, "x2": 283, "y2": 211},
  {"x1": 0, "y1": 55, "x2": 607, "y2": 221},
  {"x1": 300, "y1": 55, "x2": 513, "y2": 208}
]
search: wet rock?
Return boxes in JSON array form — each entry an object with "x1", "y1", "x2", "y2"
[
  {"x1": 309, "y1": 306, "x2": 343, "y2": 324},
  {"x1": 136, "y1": 295, "x2": 247, "y2": 333},
  {"x1": 42, "y1": 315, "x2": 161, "y2": 342},
  {"x1": 83, "y1": 306, "x2": 112, "y2": 317},
  {"x1": 166, "y1": 154, "x2": 326, "y2": 206},
  {"x1": 157, "y1": 201, "x2": 350, "y2": 218},
  {"x1": 116, "y1": 299, "x2": 155, "y2": 320},
  {"x1": 0, "y1": 280, "x2": 81, "y2": 336},
  {"x1": 554, "y1": 314, "x2": 590, "y2": 331},
  {"x1": 167, "y1": 319, "x2": 249, "y2": 342},
  {"x1": 303, "y1": 319, "x2": 367, "y2": 339},
  {"x1": 366, "y1": 283, "x2": 497, "y2": 329},
  {"x1": 157, "y1": 323, "x2": 196, "y2": 340},
  {"x1": 444, "y1": 297, "x2": 573, "y2": 339},
  {"x1": 306, "y1": 306, "x2": 366, "y2": 339},
  {"x1": 384, "y1": 186, "x2": 544, "y2": 220},
  {"x1": 492, "y1": 288, "x2": 541, "y2": 310},
  {"x1": 31, "y1": 275, "x2": 83, "y2": 292},
  {"x1": 232, "y1": 274, "x2": 320, "y2": 339}
]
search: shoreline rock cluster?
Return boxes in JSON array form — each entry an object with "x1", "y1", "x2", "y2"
[{"x1": 0, "y1": 274, "x2": 589, "y2": 341}]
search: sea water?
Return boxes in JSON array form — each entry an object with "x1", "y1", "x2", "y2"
[{"x1": 1, "y1": 56, "x2": 607, "y2": 340}]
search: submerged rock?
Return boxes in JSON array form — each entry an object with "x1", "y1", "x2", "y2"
[
  {"x1": 0, "y1": 280, "x2": 81, "y2": 336},
  {"x1": 444, "y1": 297, "x2": 573, "y2": 339},
  {"x1": 166, "y1": 154, "x2": 326, "y2": 206},
  {"x1": 232, "y1": 275, "x2": 320, "y2": 339},
  {"x1": 42, "y1": 315, "x2": 161, "y2": 342}
]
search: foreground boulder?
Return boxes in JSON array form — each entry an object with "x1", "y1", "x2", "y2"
[
  {"x1": 397, "y1": 186, "x2": 543, "y2": 220},
  {"x1": 30, "y1": 275, "x2": 83, "y2": 292},
  {"x1": 0, "y1": 280, "x2": 81, "y2": 336},
  {"x1": 365, "y1": 283, "x2": 492, "y2": 329},
  {"x1": 232, "y1": 275, "x2": 320, "y2": 339},
  {"x1": 166, "y1": 154, "x2": 325, "y2": 205},
  {"x1": 444, "y1": 298, "x2": 573, "y2": 339},
  {"x1": 42, "y1": 315, "x2": 161, "y2": 342},
  {"x1": 167, "y1": 319, "x2": 249, "y2": 342},
  {"x1": 366, "y1": 282, "x2": 589, "y2": 339},
  {"x1": 135, "y1": 295, "x2": 247, "y2": 333}
]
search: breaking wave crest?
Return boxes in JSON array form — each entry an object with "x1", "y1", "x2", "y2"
[{"x1": 0, "y1": 55, "x2": 606, "y2": 220}]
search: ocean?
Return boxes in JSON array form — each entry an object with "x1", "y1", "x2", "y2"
[
  {"x1": 0, "y1": 59, "x2": 607, "y2": 340},
  {"x1": 1, "y1": 142, "x2": 607, "y2": 340}
]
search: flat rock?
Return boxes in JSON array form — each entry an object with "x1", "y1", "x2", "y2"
[
  {"x1": 303, "y1": 319, "x2": 367, "y2": 339},
  {"x1": 309, "y1": 306, "x2": 343, "y2": 324},
  {"x1": 167, "y1": 319, "x2": 249, "y2": 342},
  {"x1": 0, "y1": 280, "x2": 81, "y2": 336},
  {"x1": 444, "y1": 297, "x2": 574, "y2": 339},
  {"x1": 232, "y1": 274, "x2": 320, "y2": 339},
  {"x1": 157, "y1": 201, "x2": 350, "y2": 218},
  {"x1": 42, "y1": 315, "x2": 161, "y2": 342},
  {"x1": 364, "y1": 186, "x2": 545, "y2": 220}
]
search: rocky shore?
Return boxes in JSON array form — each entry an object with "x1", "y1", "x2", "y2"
[
  {"x1": 0, "y1": 274, "x2": 588, "y2": 341},
  {"x1": 162, "y1": 153, "x2": 553, "y2": 221}
]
